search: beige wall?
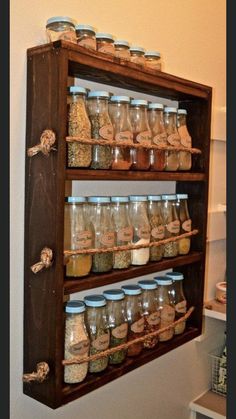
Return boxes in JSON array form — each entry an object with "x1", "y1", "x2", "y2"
[{"x1": 10, "y1": 1, "x2": 226, "y2": 418}]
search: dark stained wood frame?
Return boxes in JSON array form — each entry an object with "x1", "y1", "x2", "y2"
[{"x1": 24, "y1": 40, "x2": 212, "y2": 409}]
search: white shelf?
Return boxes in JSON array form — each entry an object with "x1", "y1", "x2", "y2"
[
  {"x1": 204, "y1": 300, "x2": 226, "y2": 322},
  {"x1": 189, "y1": 390, "x2": 226, "y2": 419}
]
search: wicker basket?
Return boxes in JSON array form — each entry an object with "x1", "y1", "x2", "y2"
[{"x1": 210, "y1": 349, "x2": 227, "y2": 397}]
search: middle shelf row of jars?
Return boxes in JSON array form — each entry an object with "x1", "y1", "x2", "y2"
[
  {"x1": 66, "y1": 87, "x2": 197, "y2": 171},
  {"x1": 64, "y1": 193, "x2": 193, "y2": 278}
]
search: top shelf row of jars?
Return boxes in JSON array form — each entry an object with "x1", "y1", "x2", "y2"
[{"x1": 46, "y1": 17, "x2": 163, "y2": 70}]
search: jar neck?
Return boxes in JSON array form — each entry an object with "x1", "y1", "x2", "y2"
[
  {"x1": 148, "y1": 109, "x2": 164, "y2": 130},
  {"x1": 162, "y1": 200, "x2": 178, "y2": 221},
  {"x1": 178, "y1": 199, "x2": 190, "y2": 220},
  {"x1": 164, "y1": 112, "x2": 178, "y2": 133},
  {"x1": 130, "y1": 106, "x2": 150, "y2": 130},
  {"x1": 87, "y1": 97, "x2": 109, "y2": 114},
  {"x1": 177, "y1": 114, "x2": 187, "y2": 127}
]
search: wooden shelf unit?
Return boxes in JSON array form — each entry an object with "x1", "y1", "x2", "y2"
[{"x1": 24, "y1": 40, "x2": 212, "y2": 409}]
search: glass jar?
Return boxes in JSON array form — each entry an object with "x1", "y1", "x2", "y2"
[
  {"x1": 148, "y1": 103, "x2": 167, "y2": 171},
  {"x1": 165, "y1": 272, "x2": 187, "y2": 335},
  {"x1": 64, "y1": 301, "x2": 89, "y2": 383},
  {"x1": 46, "y1": 16, "x2": 77, "y2": 43},
  {"x1": 130, "y1": 99, "x2": 152, "y2": 171},
  {"x1": 154, "y1": 277, "x2": 175, "y2": 341},
  {"x1": 164, "y1": 107, "x2": 180, "y2": 171},
  {"x1": 111, "y1": 196, "x2": 133, "y2": 269},
  {"x1": 176, "y1": 194, "x2": 191, "y2": 255},
  {"x1": 96, "y1": 33, "x2": 115, "y2": 56},
  {"x1": 177, "y1": 109, "x2": 192, "y2": 170},
  {"x1": 84, "y1": 295, "x2": 110, "y2": 373},
  {"x1": 88, "y1": 197, "x2": 115, "y2": 273},
  {"x1": 109, "y1": 96, "x2": 133, "y2": 170},
  {"x1": 129, "y1": 195, "x2": 151, "y2": 265},
  {"x1": 103, "y1": 289, "x2": 128, "y2": 364},
  {"x1": 138, "y1": 280, "x2": 160, "y2": 348},
  {"x1": 67, "y1": 86, "x2": 92, "y2": 168},
  {"x1": 130, "y1": 46, "x2": 146, "y2": 66},
  {"x1": 161, "y1": 194, "x2": 180, "y2": 258},
  {"x1": 64, "y1": 197, "x2": 93, "y2": 277},
  {"x1": 114, "y1": 40, "x2": 131, "y2": 60},
  {"x1": 75, "y1": 24, "x2": 96, "y2": 50},
  {"x1": 144, "y1": 51, "x2": 161, "y2": 71},
  {"x1": 87, "y1": 91, "x2": 113, "y2": 169},
  {"x1": 121, "y1": 285, "x2": 144, "y2": 356},
  {"x1": 147, "y1": 195, "x2": 165, "y2": 261}
]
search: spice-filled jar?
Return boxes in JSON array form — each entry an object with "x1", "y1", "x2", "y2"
[
  {"x1": 121, "y1": 285, "x2": 144, "y2": 356},
  {"x1": 147, "y1": 195, "x2": 165, "y2": 261},
  {"x1": 130, "y1": 46, "x2": 146, "y2": 66},
  {"x1": 96, "y1": 33, "x2": 115, "y2": 56},
  {"x1": 46, "y1": 16, "x2": 77, "y2": 43},
  {"x1": 148, "y1": 103, "x2": 167, "y2": 171},
  {"x1": 87, "y1": 91, "x2": 113, "y2": 169},
  {"x1": 67, "y1": 86, "x2": 92, "y2": 168},
  {"x1": 109, "y1": 96, "x2": 133, "y2": 170},
  {"x1": 176, "y1": 194, "x2": 191, "y2": 255},
  {"x1": 129, "y1": 195, "x2": 151, "y2": 265},
  {"x1": 165, "y1": 272, "x2": 187, "y2": 335},
  {"x1": 114, "y1": 40, "x2": 131, "y2": 60},
  {"x1": 161, "y1": 194, "x2": 180, "y2": 258},
  {"x1": 88, "y1": 197, "x2": 115, "y2": 273},
  {"x1": 130, "y1": 99, "x2": 152, "y2": 171},
  {"x1": 64, "y1": 197, "x2": 93, "y2": 277},
  {"x1": 84, "y1": 295, "x2": 110, "y2": 373},
  {"x1": 103, "y1": 289, "x2": 128, "y2": 364},
  {"x1": 138, "y1": 280, "x2": 160, "y2": 349},
  {"x1": 164, "y1": 107, "x2": 180, "y2": 171},
  {"x1": 154, "y1": 277, "x2": 175, "y2": 341},
  {"x1": 144, "y1": 51, "x2": 161, "y2": 71},
  {"x1": 111, "y1": 196, "x2": 133, "y2": 269},
  {"x1": 64, "y1": 301, "x2": 89, "y2": 383},
  {"x1": 75, "y1": 24, "x2": 96, "y2": 50},
  {"x1": 177, "y1": 109, "x2": 192, "y2": 171}
]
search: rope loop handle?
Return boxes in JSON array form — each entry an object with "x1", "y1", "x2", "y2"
[
  {"x1": 27, "y1": 129, "x2": 57, "y2": 157},
  {"x1": 23, "y1": 362, "x2": 50, "y2": 383},
  {"x1": 31, "y1": 247, "x2": 53, "y2": 274}
]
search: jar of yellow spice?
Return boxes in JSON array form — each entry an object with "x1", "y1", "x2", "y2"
[{"x1": 64, "y1": 197, "x2": 93, "y2": 277}]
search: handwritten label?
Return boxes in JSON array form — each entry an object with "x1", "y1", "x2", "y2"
[
  {"x1": 175, "y1": 300, "x2": 187, "y2": 314},
  {"x1": 99, "y1": 125, "x2": 113, "y2": 140},
  {"x1": 115, "y1": 131, "x2": 133, "y2": 142},
  {"x1": 131, "y1": 317, "x2": 145, "y2": 333},
  {"x1": 153, "y1": 133, "x2": 167, "y2": 146},
  {"x1": 138, "y1": 226, "x2": 150, "y2": 240},
  {"x1": 167, "y1": 133, "x2": 180, "y2": 146},
  {"x1": 112, "y1": 323, "x2": 128, "y2": 339},
  {"x1": 147, "y1": 311, "x2": 161, "y2": 326},
  {"x1": 92, "y1": 333, "x2": 110, "y2": 351},
  {"x1": 151, "y1": 225, "x2": 165, "y2": 239},
  {"x1": 100, "y1": 232, "x2": 115, "y2": 247},
  {"x1": 69, "y1": 340, "x2": 90, "y2": 356},
  {"x1": 117, "y1": 226, "x2": 133, "y2": 242},
  {"x1": 136, "y1": 131, "x2": 152, "y2": 145},
  {"x1": 161, "y1": 305, "x2": 175, "y2": 322},
  {"x1": 167, "y1": 220, "x2": 180, "y2": 234},
  {"x1": 182, "y1": 219, "x2": 192, "y2": 232},
  {"x1": 75, "y1": 231, "x2": 92, "y2": 248}
]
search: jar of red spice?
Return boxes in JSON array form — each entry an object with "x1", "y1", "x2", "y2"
[
  {"x1": 96, "y1": 33, "x2": 115, "y2": 56},
  {"x1": 130, "y1": 99, "x2": 152, "y2": 171},
  {"x1": 148, "y1": 103, "x2": 167, "y2": 171},
  {"x1": 130, "y1": 46, "x2": 146, "y2": 66},
  {"x1": 114, "y1": 40, "x2": 131, "y2": 60}
]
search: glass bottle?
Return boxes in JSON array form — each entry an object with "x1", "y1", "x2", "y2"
[
  {"x1": 129, "y1": 195, "x2": 151, "y2": 265},
  {"x1": 148, "y1": 103, "x2": 167, "y2": 171},
  {"x1": 138, "y1": 280, "x2": 160, "y2": 348},
  {"x1": 164, "y1": 107, "x2": 180, "y2": 171},
  {"x1": 161, "y1": 194, "x2": 180, "y2": 258},
  {"x1": 67, "y1": 86, "x2": 92, "y2": 168},
  {"x1": 87, "y1": 91, "x2": 113, "y2": 169},
  {"x1": 144, "y1": 51, "x2": 162, "y2": 71},
  {"x1": 96, "y1": 33, "x2": 115, "y2": 55},
  {"x1": 103, "y1": 289, "x2": 128, "y2": 364},
  {"x1": 46, "y1": 16, "x2": 77, "y2": 43},
  {"x1": 154, "y1": 277, "x2": 175, "y2": 342},
  {"x1": 64, "y1": 301, "x2": 89, "y2": 383},
  {"x1": 147, "y1": 195, "x2": 165, "y2": 261},
  {"x1": 111, "y1": 196, "x2": 133, "y2": 269},
  {"x1": 84, "y1": 294, "x2": 110, "y2": 373},
  {"x1": 109, "y1": 96, "x2": 133, "y2": 170},
  {"x1": 177, "y1": 109, "x2": 192, "y2": 171},
  {"x1": 176, "y1": 194, "x2": 192, "y2": 255},
  {"x1": 130, "y1": 46, "x2": 146, "y2": 66},
  {"x1": 64, "y1": 197, "x2": 93, "y2": 277},
  {"x1": 88, "y1": 197, "x2": 115, "y2": 273},
  {"x1": 121, "y1": 285, "x2": 144, "y2": 356},
  {"x1": 75, "y1": 24, "x2": 96, "y2": 50},
  {"x1": 130, "y1": 99, "x2": 152, "y2": 170},
  {"x1": 165, "y1": 272, "x2": 187, "y2": 335},
  {"x1": 114, "y1": 40, "x2": 131, "y2": 60}
]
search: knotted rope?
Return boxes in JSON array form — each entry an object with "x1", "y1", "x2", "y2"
[
  {"x1": 27, "y1": 129, "x2": 57, "y2": 157},
  {"x1": 23, "y1": 362, "x2": 50, "y2": 383},
  {"x1": 31, "y1": 247, "x2": 53, "y2": 274}
]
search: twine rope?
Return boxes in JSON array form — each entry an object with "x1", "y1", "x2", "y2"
[
  {"x1": 62, "y1": 307, "x2": 194, "y2": 366},
  {"x1": 66, "y1": 137, "x2": 201, "y2": 154},
  {"x1": 64, "y1": 229, "x2": 198, "y2": 256},
  {"x1": 31, "y1": 247, "x2": 53, "y2": 274},
  {"x1": 27, "y1": 129, "x2": 57, "y2": 157},
  {"x1": 23, "y1": 362, "x2": 50, "y2": 383}
]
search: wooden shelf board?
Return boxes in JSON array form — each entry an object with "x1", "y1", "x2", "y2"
[
  {"x1": 62, "y1": 327, "x2": 199, "y2": 406},
  {"x1": 190, "y1": 390, "x2": 226, "y2": 419},
  {"x1": 66, "y1": 169, "x2": 206, "y2": 182},
  {"x1": 204, "y1": 300, "x2": 226, "y2": 321},
  {"x1": 64, "y1": 251, "x2": 203, "y2": 295}
]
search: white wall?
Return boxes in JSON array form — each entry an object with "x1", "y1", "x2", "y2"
[{"x1": 10, "y1": 0, "x2": 226, "y2": 418}]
